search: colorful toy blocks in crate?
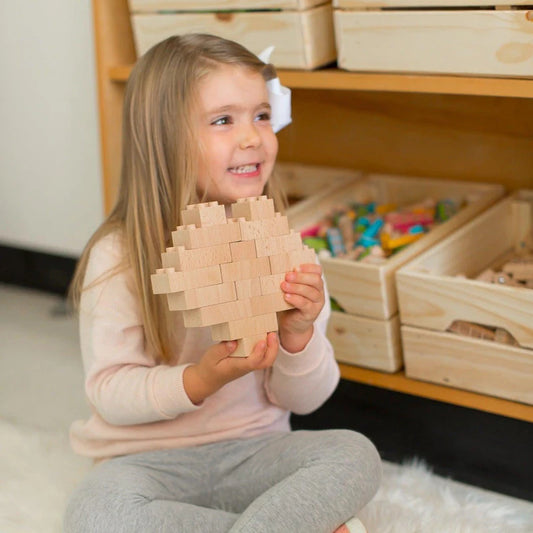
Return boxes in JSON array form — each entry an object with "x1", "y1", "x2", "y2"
[
  {"x1": 397, "y1": 191, "x2": 533, "y2": 403},
  {"x1": 283, "y1": 163, "x2": 503, "y2": 372}
]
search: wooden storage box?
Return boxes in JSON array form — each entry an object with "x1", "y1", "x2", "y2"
[
  {"x1": 128, "y1": 1, "x2": 336, "y2": 69},
  {"x1": 333, "y1": 0, "x2": 533, "y2": 77},
  {"x1": 282, "y1": 163, "x2": 503, "y2": 372},
  {"x1": 397, "y1": 191, "x2": 533, "y2": 404}
]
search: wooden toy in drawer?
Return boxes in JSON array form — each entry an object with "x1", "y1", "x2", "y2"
[
  {"x1": 333, "y1": 0, "x2": 533, "y2": 77},
  {"x1": 396, "y1": 191, "x2": 533, "y2": 404},
  {"x1": 128, "y1": 1, "x2": 336, "y2": 69},
  {"x1": 285, "y1": 163, "x2": 503, "y2": 372}
]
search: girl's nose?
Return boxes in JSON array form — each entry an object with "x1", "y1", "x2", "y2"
[{"x1": 239, "y1": 123, "x2": 261, "y2": 149}]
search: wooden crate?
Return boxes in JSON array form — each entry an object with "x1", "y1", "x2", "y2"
[
  {"x1": 397, "y1": 191, "x2": 533, "y2": 403},
  {"x1": 327, "y1": 310, "x2": 402, "y2": 372},
  {"x1": 333, "y1": 1, "x2": 533, "y2": 77},
  {"x1": 128, "y1": 1, "x2": 336, "y2": 69},
  {"x1": 286, "y1": 168, "x2": 504, "y2": 320}
]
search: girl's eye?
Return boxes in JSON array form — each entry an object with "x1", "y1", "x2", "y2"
[
  {"x1": 255, "y1": 111, "x2": 271, "y2": 122},
  {"x1": 212, "y1": 116, "x2": 231, "y2": 126}
]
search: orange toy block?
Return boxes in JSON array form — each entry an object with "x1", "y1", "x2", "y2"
[
  {"x1": 172, "y1": 219, "x2": 241, "y2": 249},
  {"x1": 269, "y1": 246, "x2": 317, "y2": 274},
  {"x1": 220, "y1": 256, "x2": 271, "y2": 282},
  {"x1": 211, "y1": 313, "x2": 278, "y2": 341},
  {"x1": 231, "y1": 195, "x2": 275, "y2": 221},
  {"x1": 162, "y1": 243, "x2": 232, "y2": 271},
  {"x1": 230, "y1": 240, "x2": 257, "y2": 261},
  {"x1": 231, "y1": 334, "x2": 268, "y2": 358},
  {"x1": 235, "y1": 278, "x2": 262, "y2": 299},
  {"x1": 235, "y1": 213, "x2": 290, "y2": 241},
  {"x1": 151, "y1": 266, "x2": 222, "y2": 294},
  {"x1": 166, "y1": 281, "x2": 236, "y2": 311},
  {"x1": 254, "y1": 230, "x2": 303, "y2": 258},
  {"x1": 260, "y1": 273, "x2": 286, "y2": 295},
  {"x1": 181, "y1": 201, "x2": 226, "y2": 228}
]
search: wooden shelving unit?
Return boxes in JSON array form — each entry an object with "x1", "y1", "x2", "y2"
[{"x1": 93, "y1": 0, "x2": 533, "y2": 423}]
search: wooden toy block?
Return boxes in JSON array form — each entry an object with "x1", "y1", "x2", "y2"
[
  {"x1": 260, "y1": 273, "x2": 286, "y2": 295},
  {"x1": 493, "y1": 272, "x2": 522, "y2": 287},
  {"x1": 230, "y1": 240, "x2": 257, "y2": 262},
  {"x1": 235, "y1": 278, "x2": 262, "y2": 299},
  {"x1": 254, "y1": 230, "x2": 303, "y2": 258},
  {"x1": 166, "y1": 281, "x2": 236, "y2": 311},
  {"x1": 447, "y1": 320, "x2": 495, "y2": 342},
  {"x1": 162, "y1": 243, "x2": 232, "y2": 271},
  {"x1": 502, "y1": 260, "x2": 533, "y2": 281},
  {"x1": 231, "y1": 196, "x2": 275, "y2": 221},
  {"x1": 475, "y1": 268, "x2": 496, "y2": 283},
  {"x1": 151, "y1": 265, "x2": 222, "y2": 294},
  {"x1": 269, "y1": 246, "x2": 317, "y2": 274},
  {"x1": 230, "y1": 334, "x2": 267, "y2": 358},
  {"x1": 494, "y1": 328, "x2": 519, "y2": 347},
  {"x1": 171, "y1": 219, "x2": 241, "y2": 249},
  {"x1": 211, "y1": 313, "x2": 278, "y2": 341},
  {"x1": 236, "y1": 213, "x2": 290, "y2": 241},
  {"x1": 250, "y1": 292, "x2": 293, "y2": 315},
  {"x1": 220, "y1": 256, "x2": 271, "y2": 282},
  {"x1": 181, "y1": 201, "x2": 226, "y2": 228},
  {"x1": 182, "y1": 299, "x2": 253, "y2": 328}
]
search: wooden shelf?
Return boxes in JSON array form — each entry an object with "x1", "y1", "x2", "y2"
[
  {"x1": 109, "y1": 64, "x2": 533, "y2": 98},
  {"x1": 338, "y1": 364, "x2": 533, "y2": 423}
]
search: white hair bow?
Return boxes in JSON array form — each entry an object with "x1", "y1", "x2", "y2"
[{"x1": 258, "y1": 46, "x2": 292, "y2": 133}]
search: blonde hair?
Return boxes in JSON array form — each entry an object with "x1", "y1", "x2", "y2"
[{"x1": 69, "y1": 34, "x2": 287, "y2": 363}]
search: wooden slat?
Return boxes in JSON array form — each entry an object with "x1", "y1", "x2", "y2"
[
  {"x1": 338, "y1": 363, "x2": 533, "y2": 422},
  {"x1": 109, "y1": 65, "x2": 533, "y2": 99}
]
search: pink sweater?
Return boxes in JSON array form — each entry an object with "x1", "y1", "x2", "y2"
[{"x1": 70, "y1": 233, "x2": 340, "y2": 459}]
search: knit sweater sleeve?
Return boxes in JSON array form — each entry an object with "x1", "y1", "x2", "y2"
[
  {"x1": 264, "y1": 282, "x2": 340, "y2": 415},
  {"x1": 79, "y1": 234, "x2": 200, "y2": 426}
]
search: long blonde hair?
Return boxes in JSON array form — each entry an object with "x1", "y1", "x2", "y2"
[{"x1": 69, "y1": 34, "x2": 287, "y2": 363}]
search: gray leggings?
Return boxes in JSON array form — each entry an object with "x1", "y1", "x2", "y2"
[{"x1": 64, "y1": 429, "x2": 381, "y2": 533}]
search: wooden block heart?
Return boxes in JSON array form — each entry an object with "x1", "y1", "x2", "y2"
[{"x1": 152, "y1": 196, "x2": 316, "y2": 357}]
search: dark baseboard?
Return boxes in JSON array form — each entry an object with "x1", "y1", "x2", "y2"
[
  {"x1": 0, "y1": 244, "x2": 77, "y2": 296},
  {"x1": 291, "y1": 379, "x2": 533, "y2": 502},
  {"x1": 2, "y1": 245, "x2": 531, "y2": 501}
]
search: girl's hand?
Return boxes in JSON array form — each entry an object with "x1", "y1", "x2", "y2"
[
  {"x1": 183, "y1": 332, "x2": 279, "y2": 405},
  {"x1": 278, "y1": 263, "x2": 325, "y2": 353}
]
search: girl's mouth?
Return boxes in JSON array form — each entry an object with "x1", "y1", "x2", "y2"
[{"x1": 228, "y1": 163, "x2": 260, "y2": 177}]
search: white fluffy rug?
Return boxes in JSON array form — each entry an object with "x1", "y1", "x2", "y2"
[{"x1": 0, "y1": 419, "x2": 531, "y2": 533}]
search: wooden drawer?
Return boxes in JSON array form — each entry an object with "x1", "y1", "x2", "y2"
[
  {"x1": 397, "y1": 191, "x2": 533, "y2": 403},
  {"x1": 129, "y1": 2, "x2": 336, "y2": 69},
  {"x1": 401, "y1": 326, "x2": 533, "y2": 404},
  {"x1": 397, "y1": 191, "x2": 533, "y2": 348},
  {"x1": 286, "y1": 166, "x2": 503, "y2": 320},
  {"x1": 327, "y1": 310, "x2": 402, "y2": 372},
  {"x1": 333, "y1": 7, "x2": 533, "y2": 77}
]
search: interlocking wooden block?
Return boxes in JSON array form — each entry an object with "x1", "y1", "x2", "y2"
[
  {"x1": 269, "y1": 246, "x2": 317, "y2": 274},
  {"x1": 152, "y1": 198, "x2": 316, "y2": 357},
  {"x1": 260, "y1": 273, "x2": 286, "y2": 295},
  {"x1": 236, "y1": 213, "x2": 290, "y2": 241},
  {"x1": 211, "y1": 313, "x2": 278, "y2": 341},
  {"x1": 254, "y1": 230, "x2": 303, "y2": 258},
  {"x1": 502, "y1": 260, "x2": 533, "y2": 281},
  {"x1": 166, "y1": 281, "x2": 236, "y2": 311},
  {"x1": 230, "y1": 240, "x2": 257, "y2": 261},
  {"x1": 172, "y1": 219, "x2": 241, "y2": 249},
  {"x1": 220, "y1": 256, "x2": 271, "y2": 282},
  {"x1": 151, "y1": 265, "x2": 222, "y2": 294},
  {"x1": 231, "y1": 334, "x2": 269, "y2": 357},
  {"x1": 181, "y1": 201, "x2": 226, "y2": 228},
  {"x1": 235, "y1": 278, "x2": 262, "y2": 299},
  {"x1": 162, "y1": 243, "x2": 232, "y2": 271},
  {"x1": 231, "y1": 195, "x2": 275, "y2": 221}
]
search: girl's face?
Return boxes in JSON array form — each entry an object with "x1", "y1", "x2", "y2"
[{"x1": 195, "y1": 64, "x2": 278, "y2": 205}]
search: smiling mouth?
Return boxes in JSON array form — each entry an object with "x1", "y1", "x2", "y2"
[{"x1": 228, "y1": 163, "x2": 260, "y2": 174}]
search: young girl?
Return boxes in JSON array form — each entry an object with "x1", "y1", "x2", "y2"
[{"x1": 65, "y1": 34, "x2": 381, "y2": 533}]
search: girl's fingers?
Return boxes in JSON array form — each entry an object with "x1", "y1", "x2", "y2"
[{"x1": 282, "y1": 283, "x2": 322, "y2": 304}]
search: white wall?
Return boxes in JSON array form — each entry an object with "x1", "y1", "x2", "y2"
[{"x1": 0, "y1": 1, "x2": 103, "y2": 257}]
